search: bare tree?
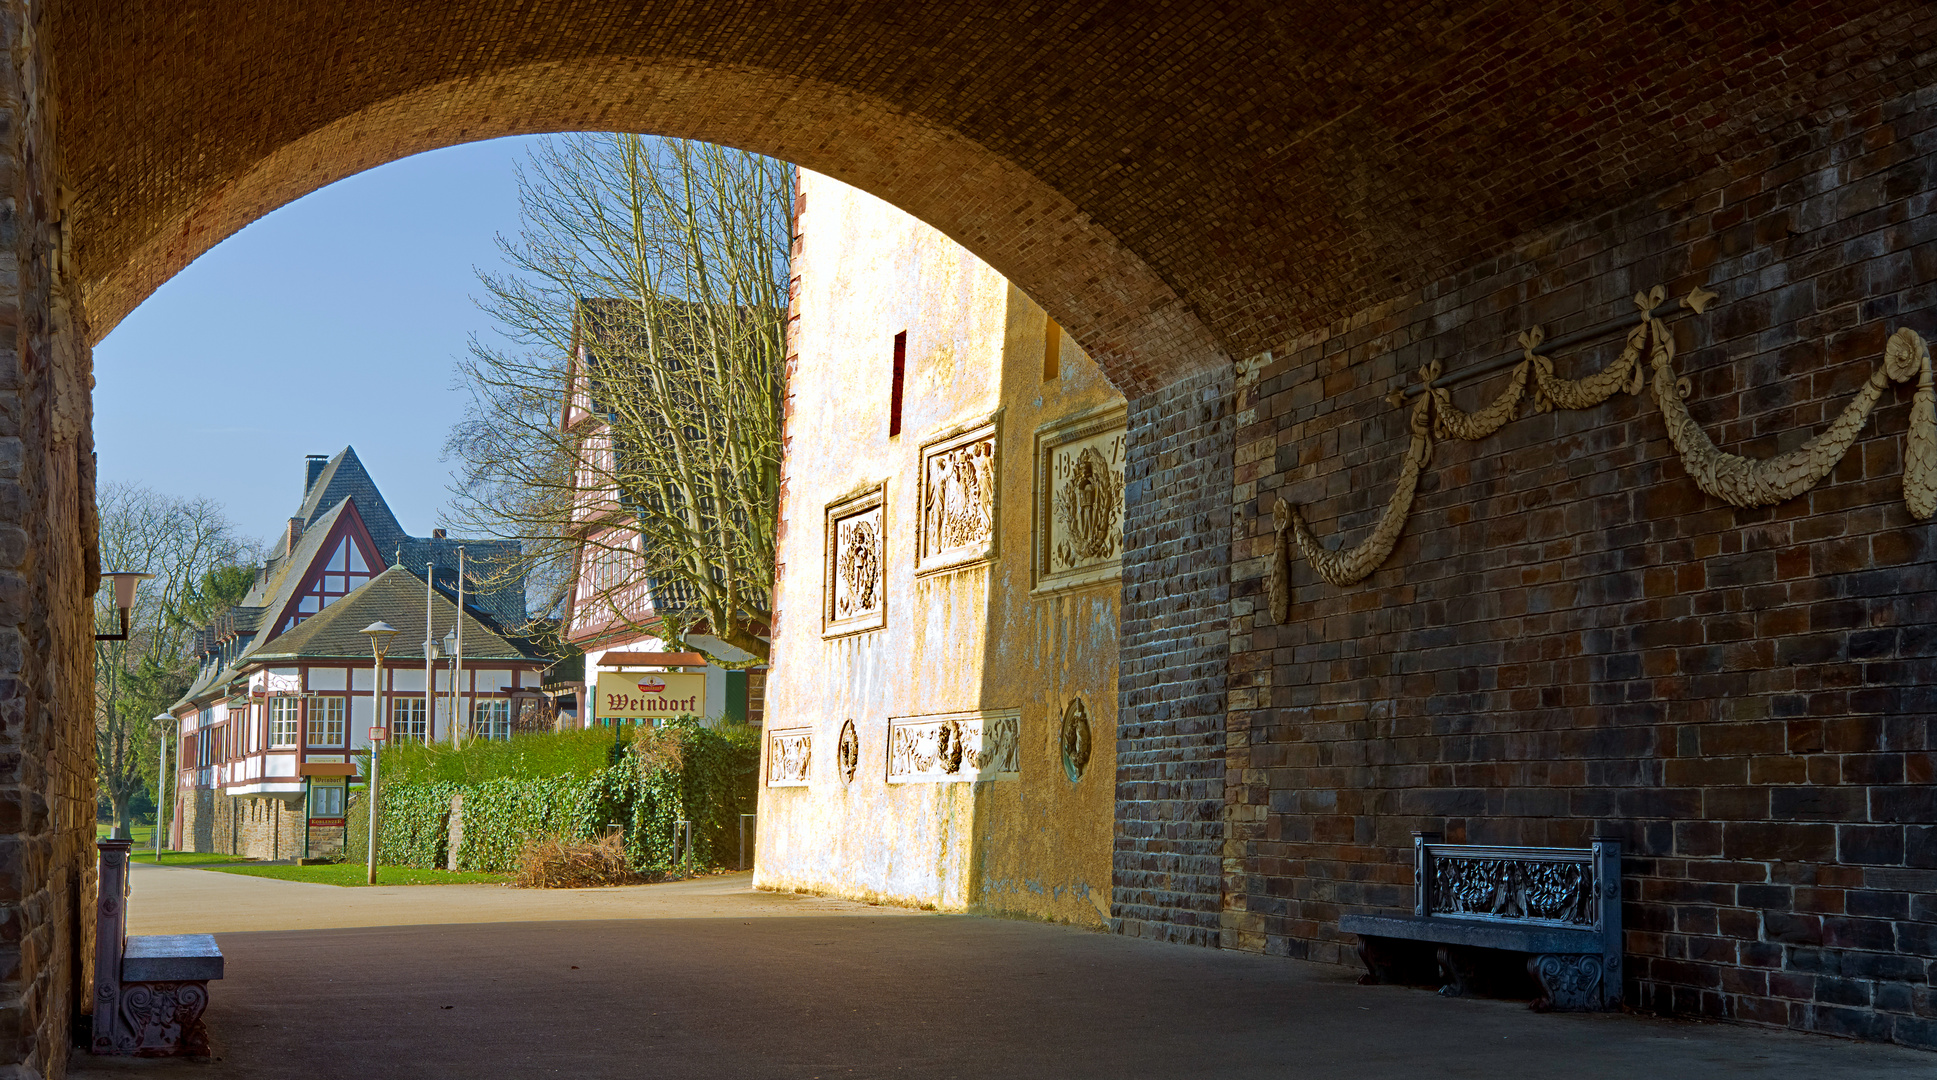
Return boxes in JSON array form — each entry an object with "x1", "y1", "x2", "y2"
[
  {"x1": 445, "y1": 134, "x2": 789, "y2": 666},
  {"x1": 95, "y1": 483, "x2": 255, "y2": 837}
]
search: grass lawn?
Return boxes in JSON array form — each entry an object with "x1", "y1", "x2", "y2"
[
  {"x1": 211, "y1": 863, "x2": 512, "y2": 887},
  {"x1": 132, "y1": 851, "x2": 252, "y2": 866},
  {"x1": 95, "y1": 823, "x2": 158, "y2": 847}
]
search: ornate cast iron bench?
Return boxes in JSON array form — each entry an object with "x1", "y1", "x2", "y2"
[
  {"x1": 90, "y1": 839, "x2": 224, "y2": 1056},
  {"x1": 1340, "y1": 832, "x2": 1621, "y2": 1011}
]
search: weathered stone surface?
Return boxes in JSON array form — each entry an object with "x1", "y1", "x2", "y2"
[{"x1": 0, "y1": 3, "x2": 98, "y2": 1075}]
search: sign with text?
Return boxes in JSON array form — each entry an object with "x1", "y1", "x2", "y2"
[
  {"x1": 368, "y1": 726, "x2": 388, "y2": 742},
  {"x1": 595, "y1": 671, "x2": 707, "y2": 720}
]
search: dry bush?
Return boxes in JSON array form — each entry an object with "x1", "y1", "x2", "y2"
[
  {"x1": 631, "y1": 723, "x2": 694, "y2": 777},
  {"x1": 513, "y1": 832, "x2": 639, "y2": 888}
]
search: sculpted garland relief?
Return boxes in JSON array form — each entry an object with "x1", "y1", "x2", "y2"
[
  {"x1": 1267, "y1": 286, "x2": 1937, "y2": 615},
  {"x1": 886, "y1": 710, "x2": 1021, "y2": 783}
]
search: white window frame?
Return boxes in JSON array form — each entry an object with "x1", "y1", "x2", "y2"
[
  {"x1": 269, "y1": 697, "x2": 301, "y2": 748},
  {"x1": 306, "y1": 696, "x2": 345, "y2": 747},
  {"x1": 474, "y1": 699, "x2": 511, "y2": 741},
  {"x1": 392, "y1": 697, "x2": 428, "y2": 743}
]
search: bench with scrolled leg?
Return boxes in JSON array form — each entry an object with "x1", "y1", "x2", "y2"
[
  {"x1": 90, "y1": 839, "x2": 225, "y2": 1056},
  {"x1": 1340, "y1": 832, "x2": 1622, "y2": 1011}
]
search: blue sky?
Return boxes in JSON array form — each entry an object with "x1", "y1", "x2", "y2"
[{"x1": 93, "y1": 135, "x2": 551, "y2": 550}]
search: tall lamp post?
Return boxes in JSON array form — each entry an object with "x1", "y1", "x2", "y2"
[
  {"x1": 360, "y1": 620, "x2": 399, "y2": 886},
  {"x1": 152, "y1": 713, "x2": 172, "y2": 861}
]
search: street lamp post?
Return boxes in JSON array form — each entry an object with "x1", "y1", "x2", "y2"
[
  {"x1": 360, "y1": 620, "x2": 399, "y2": 886},
  {"x1": 153, "y1": 713, "x2": 172, "y2": 862},
  {"x1": 95, "y1": 571, "x2": 154, "y2": 641}
]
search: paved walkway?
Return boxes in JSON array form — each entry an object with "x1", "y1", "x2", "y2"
[{"x1": 72, "y1": 864, "x2": 1931, "y2": 1079}]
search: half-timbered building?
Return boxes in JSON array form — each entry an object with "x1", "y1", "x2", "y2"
[
  {"x1": 559, "y1": 300, "x2": 766, "y2": 729},
  {"x1": 167, "y1": 449, "x2": 539, "y2": 859}
]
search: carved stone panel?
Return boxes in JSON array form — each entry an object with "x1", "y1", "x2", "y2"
[
  {"x1": 767, "y1": 728, "x2": 812, "y2": 787},
  {"x1": 1033, "y1": 407, "x2": 1127, "y2": 591},
  {"x1": 886, "y1": 709, "x2": 1020, "y2": 783},
  {"x1": 916, "y1": 419, "x2": 998, "y2": 574},
  {"x1": 824, "y1": 485, "x2": 886, "y2": 636}
]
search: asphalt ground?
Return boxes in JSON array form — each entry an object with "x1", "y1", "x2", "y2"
[{"x1": 69, "y1": 864, "x2": 1934, "y2": 1079}]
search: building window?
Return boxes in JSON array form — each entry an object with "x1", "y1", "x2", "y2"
[
  {"x1": 889, "y1": 330, "x2": 907, "y2": 437},
  {"x1": 270, "y1": 697, "x2": 301, "y2": 747},
  {"x1": 474, "y1": 699, "x2": 511, "y2": 741},
  {"x1": 310, "y1": 783, "x2": 346, "y2": 818},
  {"x1": 307, "y1": 696, "x2": 345, "y2": 747},
  {"x1": 392, "y1": 697, "x2": 428, "y2": 743}
]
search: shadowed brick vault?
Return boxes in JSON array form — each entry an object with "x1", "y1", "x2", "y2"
[{"x1": 0, "y1": 1, "x2": 1926, "y2": 1074}]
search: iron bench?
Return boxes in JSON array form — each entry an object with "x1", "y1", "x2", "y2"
[
  {"x1": 1340, "y1": 832, "x2": 1622, "y2": 1011},
  {"x1": 90, "y1": 839, "x2": 224, "y2": 1056}
]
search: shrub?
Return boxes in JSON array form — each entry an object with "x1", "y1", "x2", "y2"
[
  {"x1": 348, "y1": 721, "x2": 759, "y2": 874},
  {"x1": 514, "y1": 832, "x2": 639, "y2": 888}
]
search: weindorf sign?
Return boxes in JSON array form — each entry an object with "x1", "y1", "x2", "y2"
[{"x1": 595, "y1": 671, "x2": 707, "y2": 720}]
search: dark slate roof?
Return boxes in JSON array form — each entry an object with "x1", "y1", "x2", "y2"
[
  {"x1": 171, "y1": 448, "x2": 532, "y2": 710},
  {"x1": 245, "y1": 566, "x2": 543, "y2": 664},
  {"x1": 288, "y1": 447, "x2": 407, "y2": 563},
  {"x1": 394, "y1": 537, "x2": 526, "y2": 630},
  {"x1": 277, "y1": 446, "x2": 528, "y2": 627}
]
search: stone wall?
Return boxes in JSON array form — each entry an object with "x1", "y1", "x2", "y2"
[
  {"x1": 1227, "y1": 85, "x2": 1937, "y2": 1049},
  {"x1": 1112, "y1": 368, "x2": 1232, "y2": 946},
  {"x1": 0, "y1": 2, "x2": 98, "y2": 1075},
  {"x1": 179, "y1": 791, "x2": 315, "y2": 861}
]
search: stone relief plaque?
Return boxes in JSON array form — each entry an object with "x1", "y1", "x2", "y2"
[
  {"x1": 1034, "y1": 407, "x2": 1128, "y2": 591},
  {"x1": 886, "y1": 709, "x2": 1020, "y2": 784},
  {"x1": 837, "y1": 719, "x2": 860, "y2": 784},
  {"x1": 1059, "y1": 698, "x2": 1092, "y2": 782},
  {"x1": 915, "y1": 419, "x2": 999, "y2": 575},
  {"x1": 767, "y1": 728, "x2": 812, "y2": 787},
  {"x1": 823, "y1": 485, "x2": 886, "y2": 636}
]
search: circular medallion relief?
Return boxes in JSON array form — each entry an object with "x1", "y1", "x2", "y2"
[
  {"x1": 1060, "y1": 698, "x2": 1093, "y2": 782},
  {"x1": 837, "y1": 719, "x2": 860, "y2": 783}
]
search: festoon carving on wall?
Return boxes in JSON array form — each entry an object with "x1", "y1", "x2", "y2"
[{"x1": 1266, "y1": 287, "x2": 1937, "y2": 620}]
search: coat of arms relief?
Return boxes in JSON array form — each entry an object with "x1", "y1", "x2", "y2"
[
  {"x1": 824, "y1": 485, "x2": 887, "y2": 635},
  {"x1": 1034, "y1": 408, "x2": 1128, "y2": 590},
  {"x1": 917, "y1": 420, "x2": 999, "y2": 574}
]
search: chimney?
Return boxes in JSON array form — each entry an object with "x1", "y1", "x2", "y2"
[
  {"x1": 286, "y1": 517, "x2": 304, "y2": 552},
  {"x1": 304, "y1": 454, "x2": 329, "y2": 495},
  {"x1": 432, "y1": 528, "x2": 447, "y2": 540}
]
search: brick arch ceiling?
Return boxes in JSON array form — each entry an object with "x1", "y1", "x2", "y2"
[{"x1": 50, "y1": 1, "x2": 1934, "y2": 396}]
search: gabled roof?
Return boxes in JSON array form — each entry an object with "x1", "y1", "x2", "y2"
[
  {"x1": 245, "y1": 566, "x2": 543, "y2": 664},
  {"x1": 239, "y1": 498, "x2": 363, "y2": 613},
  {"x1": 287, "y1": 447, "x2": 407, "y2": 563}
]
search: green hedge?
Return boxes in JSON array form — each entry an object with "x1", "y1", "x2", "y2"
[{"x1": 345, "y1": 722, "x2": 758, "y2": 873}]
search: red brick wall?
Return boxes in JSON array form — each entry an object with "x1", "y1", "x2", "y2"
[{"x1": 1227, "y1": 85, "x2": 1937, "y2": 1049}]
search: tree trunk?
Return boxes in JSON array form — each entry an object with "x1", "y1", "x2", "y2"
[{"x1": 110, "y1": 788, "x2": 134, "y2": 840}]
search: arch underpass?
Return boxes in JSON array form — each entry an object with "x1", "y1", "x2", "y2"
[{"x1": 1, "y1": 1, "x2": 1932, "y2": 1073}]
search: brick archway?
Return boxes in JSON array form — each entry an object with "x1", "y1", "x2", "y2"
[
  {"x1": 67, "y1": 59, "x2": 1227, "y2": 395},
  {"x1": 9, "y1": 3, "x2": 1937, "y2": 1070}
]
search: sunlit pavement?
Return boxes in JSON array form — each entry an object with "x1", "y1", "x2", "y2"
[{"x1": 71, "y1": 863, "x2": 1931, "y2": 1079}]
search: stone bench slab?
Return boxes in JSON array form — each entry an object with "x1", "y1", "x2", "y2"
[{"x1": 123, "y1": 934, "x2": 225, "y2": 982}]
